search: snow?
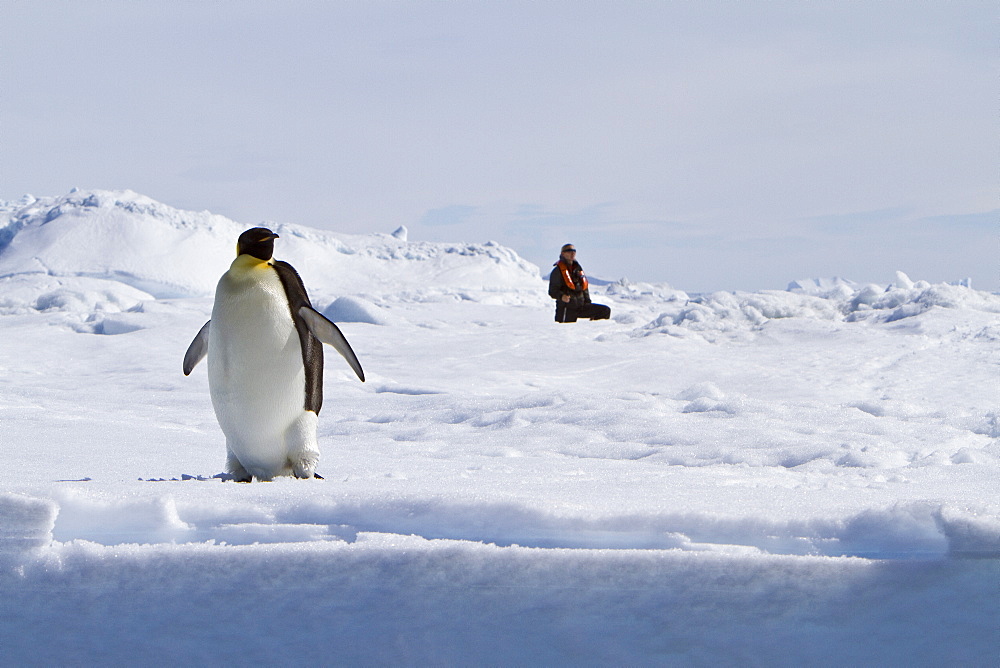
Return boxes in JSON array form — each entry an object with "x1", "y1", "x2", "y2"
[{"x1": 1, "y1": 190, "x2": 998, "y2": 664}]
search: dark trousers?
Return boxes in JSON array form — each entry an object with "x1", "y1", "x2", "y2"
[{"x1": 555, "y1": 301, "x2": 611, "y2": 323}]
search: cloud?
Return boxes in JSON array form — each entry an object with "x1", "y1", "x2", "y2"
[
  {"x1": 419, "y1": 205, "x2": 479, "y2": 227},
  {"x1": 914, "y1": 210, "x2": 998, "y2": 233},
  {"x1": 805, "y1": 208, "x2": 915, "y2": 236}
]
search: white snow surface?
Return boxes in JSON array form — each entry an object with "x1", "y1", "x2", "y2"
[{"x1": 1, "y1": 190, "x2": 998, "y2": 664}]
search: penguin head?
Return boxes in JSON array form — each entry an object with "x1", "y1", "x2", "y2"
[{"x1": 237, "y1": 227, "x2": 279, "y2": 261}]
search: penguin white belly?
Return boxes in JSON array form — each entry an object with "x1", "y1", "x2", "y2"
[{"x1": 207, "y1": 259, "x2": 312, "y2": 480}]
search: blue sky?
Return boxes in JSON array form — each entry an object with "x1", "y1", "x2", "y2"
[{"x1": 2, "y1": 1, "x2": 995, "y2": 291}]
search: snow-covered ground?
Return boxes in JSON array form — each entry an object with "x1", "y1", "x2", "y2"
[{"x1": 2, "y1": 190, "x2": 998, "y2": 665}]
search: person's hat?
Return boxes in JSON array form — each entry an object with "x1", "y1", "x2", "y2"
[{"x1": 561, "y1": 244, "x2": 576, "y2": 252}]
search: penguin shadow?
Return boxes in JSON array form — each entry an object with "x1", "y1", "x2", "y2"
[{"x1": 137, "y1": 473, "x2": 326, "y2": 483}]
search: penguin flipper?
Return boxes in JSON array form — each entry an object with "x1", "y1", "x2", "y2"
[
  {"x1": 298, "y1": 306, "x2": 365, "y2": 382},
  {"x1": 183, "y1": 320, "x2": 211, "y2": 375}
]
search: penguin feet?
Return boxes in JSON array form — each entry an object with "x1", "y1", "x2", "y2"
[
  {"x1": 226, "y1": 450, "x2": 253, "y2": 483},
  {"x1": 292, "y1": 465, "x2": 319, "y2": 479},
  {"x1": 291, "y1": 453, "x2": 320, "y2": 479},
  {"x1": 286, "y1": 413, "x2": 321, "y2": 479}
]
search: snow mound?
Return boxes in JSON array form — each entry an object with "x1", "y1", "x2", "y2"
[
  {"x1": 322, "y1": 296, "x2": 401, "y2": 326},
  {"x1": 787, "y1": 276, "x2": 859, "y2": 299},
  {"x1": 0, "y1": 274, "x2": 153, "y2": 316},
  {"x1": 632, "y1": 271, "x2": 1000, "y2": 338},
  {"x1": 0, "y1": 189, "x2": 543, "y2": 310},
  {"x1": 0, "y1": 189, "x2": 242, "y2": 299},
  {"x1": 844, "y1": 278, "x2": 1000, "y2": 323}
]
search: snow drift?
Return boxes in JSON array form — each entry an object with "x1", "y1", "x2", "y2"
[{"x1": 0, "y1": 189, "x2": 541, "y2": 309}]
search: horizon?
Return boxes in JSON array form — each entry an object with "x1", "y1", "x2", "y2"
[
  {"x1": 2, "y1": 187, "x2": 986, "y2": 297},
  {"x1": 2, "y1": 1, "x2": 995, "y2": 293}
]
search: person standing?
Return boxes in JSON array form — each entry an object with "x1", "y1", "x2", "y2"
[{"x1": 548, "y1": 244, "x2": 611, "y2": 323}]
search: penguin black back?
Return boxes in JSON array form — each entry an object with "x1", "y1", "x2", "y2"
[{"x1": 273, "y1": 260, "x2": 326, "y2": 414}]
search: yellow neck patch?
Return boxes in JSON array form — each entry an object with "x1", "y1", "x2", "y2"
[{"x1": 230, "y1": 254, "x2": 273, "y2": 273}]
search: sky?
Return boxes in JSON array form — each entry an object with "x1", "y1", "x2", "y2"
[{"x1": 2, "y1": 0, "x2": 995, "y2": 292}]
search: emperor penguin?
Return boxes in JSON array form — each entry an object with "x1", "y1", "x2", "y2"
[{"x1": 183, "y1": 227, "x2": 365, "y2": 482}]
